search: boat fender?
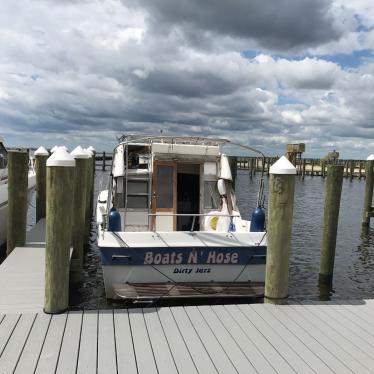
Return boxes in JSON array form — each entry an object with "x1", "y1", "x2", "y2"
[
  {"x1": 203, "y1": 210, "x2": 222, "y2": 231},
  {"x1": 249, "y1": 207, "x2": 265, "y2": 232},
  {"x1": 108, "y1": 207, "x2": 122, "y2": 232},
  {"x1": 217, "y1": 179, "x2": 226, "y2": 195}
]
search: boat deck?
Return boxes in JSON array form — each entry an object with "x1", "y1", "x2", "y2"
[{"x1": 1, "y1": 300, "x2": 374, "y2": 373}]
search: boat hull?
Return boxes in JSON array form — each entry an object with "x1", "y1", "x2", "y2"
[{"x1": 99, "y1": 245, "x2": 266, "y2": 299}]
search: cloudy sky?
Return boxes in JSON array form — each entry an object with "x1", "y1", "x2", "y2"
[{"x1": 1, "y1": 0, "x2": 374, "y2": 157}]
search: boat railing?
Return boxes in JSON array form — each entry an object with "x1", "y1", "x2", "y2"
[{"x1": 148, "y1": 213, "x2": 240, "y2": 232}]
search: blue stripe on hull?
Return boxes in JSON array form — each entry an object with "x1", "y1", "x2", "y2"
[{"x1": 99, "y1": 246, "x2": 267, "y2": 266}]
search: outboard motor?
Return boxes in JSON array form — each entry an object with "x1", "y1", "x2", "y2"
[
  {"x1": 250, "y1": 207, "x2": 265, "y2": 232},
  {"x1": 108, "y1": 207, "x2": 121, "y2": 232}
]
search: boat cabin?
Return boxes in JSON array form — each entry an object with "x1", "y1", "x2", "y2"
[{"x1": 108, "y1": 136, "x2": 240, "y2": 233}]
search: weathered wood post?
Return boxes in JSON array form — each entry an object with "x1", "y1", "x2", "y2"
[
  {"x1": 302, "y1": 159, "x2": 306, "y2": 180},
  {"x1": 6, "y1": 151, "x2": 29, "y2": 256},
  {"x1": 249, "y1": 158, "x2": 254, "y2": 179},
  {"x1": 319, "y1": 165, "x2": 344, "y2": 285},
  {"x1": 264, "y1": 156, "x2": 296, "y2": 303},
  {"x1": 70, "y1": 146, "x2": 90, "y2": 283},
  {"x1": 102, "y1": 151, "x2": 106, "y2": 171},
  {"x1": 362, "y1": 157, "x2": 374, "y2": 226},
  {"x1": 311, "y1": 160, "x2": 314, "y2": 176},
  {"x1": 321, "y1": 160, "x2": 326, "y2": 178},
  {"x1": 34, "y1": 146, "x2": 49, "y2": 222},
  {"x1": 358, "y1": 161, "x2": 362, "y2": 180},
  {"x1": 349, "y1": 160, "x2": 355, "y2": 182},
  {"x1": 228, "y1": 156, "x2": 237, "y2": 189},
  {"x1": 84, "y1": 147, "x2": 95, "y2": 244},
  {"x1": 44, "y1": 147, "x2": 75, "y2": 314}
]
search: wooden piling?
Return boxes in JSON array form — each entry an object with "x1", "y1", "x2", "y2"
[
  {"x1": 228, "y1": 156, "x2": 237, "y2": 189},
  {"x1": 6, "y1": 151, "x2": 29, "y2": 256},
  {"x1": 34, "y1": 146, "x2": 49, "y2": 222},
  {"x1": 319, "y1": 165, "x2": 344, "y2": 285},
  {"x1": 249, "y1": 158, "x2": 254, "y2": 179},
  {"x1": 265, "y1": 156, "x2": 296, "y2": 303},
  {"x1": 44, "y1": 148, "x2": 75, "y2": 314},
  {"x1": 102, "y1": 151, "x2": 106, "y2": 171},
  {"x1": 321, "y1": 160, "x2": 326, "y2": 178},
  {"x1": 84, "y1": 148, "x2": 95, "y2": 244},
  {"x1": 362, "y1": 160, "x2": 374, "y2": 226},
  {"x1": 311, "y1": 160, "x2": 314, "y2": 176},
  {"x1": 359, "y1": 161, "x2": 362, "y2": 180},
  {"x1": 302, "y1": 159, "x2": 306, "y2": 180},
  {"x1": 349, "y1": 160, "x2": 354, "y2": 181},
  {"x1": 70, "y1": 147, "x2": 90, "y2": 283}
]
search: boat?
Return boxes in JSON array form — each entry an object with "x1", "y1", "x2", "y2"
[
  {"x1": 96, "y1": 135, "x2": 267, "y2": 301},
  {"x1": 0, "y1": 137, "x2": 37, "y2": 246}
]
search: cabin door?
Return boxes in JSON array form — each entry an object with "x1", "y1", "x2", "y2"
[{"x1": 152, "y1": 162, "x2": 177, "y2": 231}]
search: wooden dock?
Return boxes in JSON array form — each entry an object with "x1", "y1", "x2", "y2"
[{"x1": 0, "y1": 300, "x2": 374, "y2": 373}]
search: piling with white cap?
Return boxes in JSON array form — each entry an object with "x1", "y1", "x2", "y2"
[
  {"x1": 319, "y1": 165, "x2": 344, "y2": 285},
  {"x1": 34, "y1": 146, "x2": 49, "y2": 222},
  {"x1": 6, "y1": 151, "x2": 29, "y2": 256},
  {"x1": 70, "y1": 146, "x2": 90, "y2": 282},
  {"x1": 50, "y1": 145, "x2": 58, "y2": 153},
  {"x1": 44, "y1": 147, "x2": 75, "y2": 314},
  {"x1": 265, "y1": 156, "x2": 296, "y2": 303},
  {"x1": 362, "y1": 158, "x2": 374, "y2": 226}
]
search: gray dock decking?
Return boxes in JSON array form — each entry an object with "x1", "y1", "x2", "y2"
[{"x1": 0, "y1": 301, "x2": 374, "y2": 373}]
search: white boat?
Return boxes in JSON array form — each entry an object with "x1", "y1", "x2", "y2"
[
  {"x1": 0, "y1": 138, "x2": 37, "y2": 246},
  {"x1": 96, "y1": 135, "x2": 267, "y2": 300}
]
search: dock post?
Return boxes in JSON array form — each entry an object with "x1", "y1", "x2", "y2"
[
  {"x1": 264, "y1": 156, "x2": 296, "y2": 303},
  {"x1": 321, "y1": 160, "x2": 326, "y2": 178},
  {"x1": 6, "y1": 151, "x2": 29, "y2": 256},
  {"x1": 84, "y1": 147, "x2": 95, "y2": 244},
  {"x1": 34, "y1": 146, "x2": 49, "y2": 222},
  {"x1": 359, "y1": 161, "x2": 362, "y2": 180},
  {"x1": 302, "y1": 159, "x2": 306, "y2": 180},
  {"x1": 249, "y1": 158, "x2": 254, "y2": 179},
  {"x1": 349, "y1": 160, "x2": 354, "y2": 181},
  {"x1": 44, "y1": 148, "x2": 75, "y2": 314},
  {"x1": 319, "y1": 165, "x2": 344, "y2": 285},
  {"x1": 70, "y1": 146, "x2": 90, "y2": 283},
  {"x1": 228, "y1": 156, "x2": 237, "y2": 189},
  {"x1": 311, "y1": 160, "x2": 314, "y2": 176},
  {"x1": 362, "y1": 159, "x2": 374, "y2": 226},
  {"x1": 102, "y1": 151, "x2": 106, "y2": 171}
]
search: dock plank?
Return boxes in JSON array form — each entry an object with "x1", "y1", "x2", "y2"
[
  {"x1": 0, "y1": 314, "x2": 20, "y2": 355},
  {"x1": 171, "y1": 306, "x2": 219, "y2": 374},
  {"x1": 35, "y1": 313, "x2": 67, "y2": 374},
  {"x1": 113, "y1": 309, "x2": 138, "y2": 374},
  {"x1": 294, "y1": 303, "x2": 374, "y2": 370},
  {"x1": 76, "y1": 310, "x2": 98, "y2": 374},
  {"x1": 184, "y1": 306, "x2": 239, "y2": 374},
  {"x1": 128, "y1": 308, "x2": 158, "y2": 374},
  {"x1": 0, "y1": 313, "x2": 35, "y2": 373},
  {"x1": 14, "y1": 313, "x2": 51, "y2": 374},
  {"x1": 247, "y1": 304, "x2": 333, "y2": 373},
  {"x1": 157, "y1": 307, "x2": 198, "y2": 374},
  {"x1": 56, "y1": 311, "x2": 83, "y2": 374},
  {"x1": 197, "y1": 305, "x2": 258, "y2": 374},
  {"x1": 212, "y1": 305, "x2": 287, "y2": 374},
  {"x1": 98, "y1": 310, "x2": 117, "y2": 374},
  {"x1": 143, "y1": 307, "x2": 178, "y2": 374},
  {"x1": 283, "y1": 304, "x2": 371, "y2": 374}
]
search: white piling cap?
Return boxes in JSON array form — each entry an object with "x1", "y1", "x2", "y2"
[
  {"x1": 61, "y1": 145, "x2": 69, "y2": 152},
  {"x1": 85, "y1": 148, "x2": 93, "y2": 157},
  {"x1": 71, "y1": 145, "x2": 90, "y2": 159},
  {"x1": 34, "y1": 146, "x2": 49, "y2": 156},
  {"x1": 50, "y1": 145, "x2": 58, "y2": 153},
  {"x1": 367, "y1": 154, "x2": 374, "y2": 160},
  {"x1": 47, "y1": 146, "x2": 76, "y2": 167},
  {"x1": 87, "y1": 146, "x2": 95, "y2": 152},
  {"x1": 269, "y1": 156, "x2": 297, "y2": 175}
]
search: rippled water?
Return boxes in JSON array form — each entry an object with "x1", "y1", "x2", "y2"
[{"x1": 27, "y1": 169, "x2": 374, "y2": 308}]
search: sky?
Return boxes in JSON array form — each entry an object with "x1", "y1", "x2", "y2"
[{"x1": 1, "y1": 0, "x2": 374, "y2": 158}]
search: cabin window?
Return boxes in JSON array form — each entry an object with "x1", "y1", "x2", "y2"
[
  {"x1": 126, "y1": 180, "x2": 149, "y2": 209},
  {"x1": 204, "y1": 181, "x2": 219, "y2": 209}
]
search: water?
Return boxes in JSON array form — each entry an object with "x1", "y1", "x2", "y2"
[{"x1": 27, "y1": 170, "x2": 374, "y2": 309}]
